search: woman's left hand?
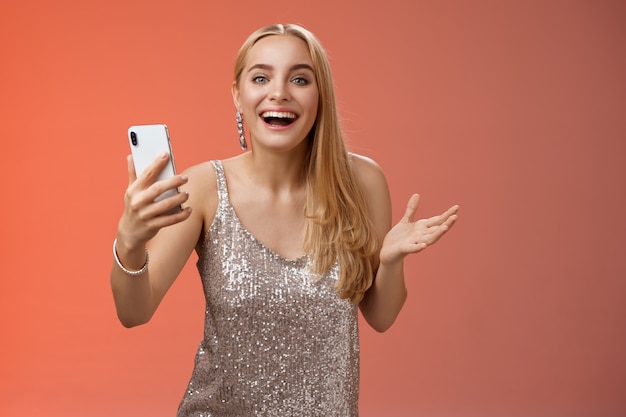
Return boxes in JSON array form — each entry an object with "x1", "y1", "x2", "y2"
[{"x1": 379, "y1": 194, "x2": 459, "y2": 265}]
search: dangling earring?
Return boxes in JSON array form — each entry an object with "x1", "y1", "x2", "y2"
[{"x1": 236, "y1": 110, "x2": 247, "y2": 150}]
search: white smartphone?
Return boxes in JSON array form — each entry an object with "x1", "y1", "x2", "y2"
[{"x1": 127, "y1": 124, "x2": 181, "y2": 215}]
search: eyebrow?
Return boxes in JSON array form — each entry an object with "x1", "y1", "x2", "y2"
[{"x1": 247, "y1": 63, "x2": 315, "y2": 73}]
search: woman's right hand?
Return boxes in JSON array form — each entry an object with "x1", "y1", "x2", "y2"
[{"x1": 116, "y1": 153, "x2": 192, "y2": 251}]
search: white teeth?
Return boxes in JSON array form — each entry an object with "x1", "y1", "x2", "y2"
[{"x1": 261, "y1": 111, "x2": 296, "y2": 119}]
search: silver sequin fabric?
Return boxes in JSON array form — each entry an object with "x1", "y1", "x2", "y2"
[{"x1": 176, "y1": 160, "x2": 360, "y2": 417}]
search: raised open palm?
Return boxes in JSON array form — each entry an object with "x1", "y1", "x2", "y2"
[{"x1": 380, "y1": 194, "x2": 459, "y2": 265}]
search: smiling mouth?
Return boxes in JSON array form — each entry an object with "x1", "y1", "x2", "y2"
[{"x1": 261, "y1": 111, "x2": 297, "y2": 126}]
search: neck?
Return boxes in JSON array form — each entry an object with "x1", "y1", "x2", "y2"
[{"x1": 243, "y1": 146, "x2": 309, "y2": 193}]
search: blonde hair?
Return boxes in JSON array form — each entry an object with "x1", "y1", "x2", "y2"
[{"x1": 234, "y1": 24, "x2": 377, "y2": 304}]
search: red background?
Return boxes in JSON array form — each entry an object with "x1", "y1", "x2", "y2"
[{"x1": 1, "y1": 1, "x2": 625, "y2": 416}]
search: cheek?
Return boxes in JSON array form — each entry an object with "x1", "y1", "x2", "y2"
[
  {"x1": 304, "y1": 92, "x2": 320, "y2": 119},
  {"x1": 239, "y1": 88, "x2": 263, "y2": 109}
]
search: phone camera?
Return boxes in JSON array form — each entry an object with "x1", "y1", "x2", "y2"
[{"x1": 130, "y1": 131, "x2": 138, "y2": 146}]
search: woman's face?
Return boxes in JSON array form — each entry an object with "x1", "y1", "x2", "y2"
[{"x1": 233, "y1": 35, "x2": 319, "y2": 153}]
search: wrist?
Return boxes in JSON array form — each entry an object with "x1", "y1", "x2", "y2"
[
  {"x1": 113, "y1": 238, "x2": 149, "y2": 276},
  {"x1": 378, "y1": 246, "x2": 406, "y2": 269},
  {"x1": 114, "y1": 228, "x2": 147, "y2": 252},
  {"x1": 378, "y1": 257, "x2": 404, "y2": 275}
]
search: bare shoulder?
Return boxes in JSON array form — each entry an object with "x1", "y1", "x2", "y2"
[
  {"x1": 182, "y1": 160, "x2": 217, "y2": 186},
  {"x1": 181, "y1": 161, "x2": 218, "y2": 197},
  {"x1": 180, "y1": 160, "x2": 219, "y2": 235},
  {"x1": 349, "y1": 153, "x2": 389, "y2": 194},
  {"x1": 349, "y1": 152, "x2": 392, "y2": 234}
]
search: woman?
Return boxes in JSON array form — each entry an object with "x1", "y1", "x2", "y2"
[{"x1": 111, "y1": 23, "x2": 458, "y2": 416}]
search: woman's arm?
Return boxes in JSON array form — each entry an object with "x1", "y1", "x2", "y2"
[
  {"x1": 353, "y1": 155, "x2": 459, "y2": 332},
  {"x1": 110, "y1": 155, "x2": 210, "y2": 327}
]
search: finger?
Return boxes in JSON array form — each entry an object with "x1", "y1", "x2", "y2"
[
  {"x1": 423, "y1": 214, "x2": 458, "y2": 245},
  {"x1": 425, "y1": 204, "x2": 460, "y2": 228},
  {"x1": 135, "y1": 152, "x2": 171, "y2": 188},
  {"x1": 143, "y1": 205, "x2": 193, "y2": 229},
  {"x1": 130, "y1": 175, "x2": 189, "y2": 216},
  {"x1": 386, "y1": 241, "x2": 427, "y2": 258},
  {"x1": 132, "y1": 193, "x2": 177, "y2": 222},
  {"x1": 145, "y1": 174, "x2": 189, "y2": 202},
  {"x1": 150, "y1": 189, "x2": 190, "y2": 217},
  {"x1": 127, "y1": 155, "x2": 137, "y2": 186},
  {"x1": 404, "y1": 242, "x2": 428, "y2": 255},
  {"x1": 401, "y1": 194, "x2": 420, "y2": 223},
  {"x1": 443, "y1": 213, "x2": 459, "y2": 230}
]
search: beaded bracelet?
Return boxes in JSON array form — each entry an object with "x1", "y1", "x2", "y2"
[{"x1": 113, "y1": 238, "x2": 149, "y2": 276}]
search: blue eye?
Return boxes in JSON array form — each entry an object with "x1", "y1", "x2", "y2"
[
  {"x1": 292, "y1": 77, "x2": 309, "y2": 85},
  {"x1": 253, "y1": 76, "x2": 268, "y2": 83}
]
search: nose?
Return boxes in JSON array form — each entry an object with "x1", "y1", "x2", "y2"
[{"x1": 269, "y1": 80, "x2": 290, "y2": 101}]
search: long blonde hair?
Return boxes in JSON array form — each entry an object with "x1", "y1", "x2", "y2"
[{"x1": 233, "y1": 24, "x2": 377, "y2": 304}]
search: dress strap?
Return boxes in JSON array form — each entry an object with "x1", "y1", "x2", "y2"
[{"x1": 210, "y1": 160, "x2": 229, "y2": 211}]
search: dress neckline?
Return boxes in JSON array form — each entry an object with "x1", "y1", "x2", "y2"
[{"x1": 212, "y1": 160, "x2": 309, "y2": 264}]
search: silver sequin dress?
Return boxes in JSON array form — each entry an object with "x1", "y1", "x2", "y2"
[{"x1": 176, "y1": 160, "x2": 360, "y2": 417}]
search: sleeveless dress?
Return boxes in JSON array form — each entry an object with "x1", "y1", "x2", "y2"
[{"x1": 176, "y1": 160, "x2": 360, "y2": 417}]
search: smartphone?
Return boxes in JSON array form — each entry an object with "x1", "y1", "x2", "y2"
[{"x1": 127, "y1": 124, "x2": 182, "y2": 215}]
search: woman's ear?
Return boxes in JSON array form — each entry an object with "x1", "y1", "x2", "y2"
[{"x1": 231, "y1": 81, "x2": 240, "y2": 110}]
